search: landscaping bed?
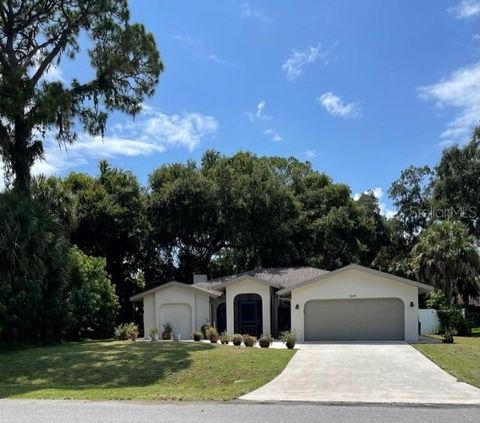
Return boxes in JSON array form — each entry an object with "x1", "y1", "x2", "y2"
[{"x1": 0, "y1": 340, "x2": 295, "y2": 401}]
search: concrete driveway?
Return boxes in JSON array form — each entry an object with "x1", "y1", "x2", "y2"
[{"x1": 240, "y1": 342, "x2": 480, "y2": 405}]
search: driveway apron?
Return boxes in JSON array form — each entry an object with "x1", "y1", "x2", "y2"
[{"x1": 240, "y1": 342, "x2": 480, "y2": 404}]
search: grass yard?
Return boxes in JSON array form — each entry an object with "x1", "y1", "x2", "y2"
[
  {"x1": 414, "y1": 330, "x2": 480, "y2": 388},
  {"x1": 0, "y1": 340, "x2": 295, "y2": 401}
]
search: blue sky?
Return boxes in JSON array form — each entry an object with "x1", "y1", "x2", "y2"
[{"x1": 19, "y1": 1, "x2": 480, "y2": 213}]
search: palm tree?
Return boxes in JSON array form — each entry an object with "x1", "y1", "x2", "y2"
[{"x1": 411, "y1": 220, "x2": 480, "y2": 304}]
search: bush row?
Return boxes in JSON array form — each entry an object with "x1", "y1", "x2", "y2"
[
  {"x1": 116, "y1": 324, "x2": 297, "y2": 349},
  {"x1": 192, "y1": 329, "x2": 297, "y2": 349}
]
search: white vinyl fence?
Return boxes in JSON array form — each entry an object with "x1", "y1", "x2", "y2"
[{"x1": 418, "y1": 309, "x2": 440, "y2": 334}]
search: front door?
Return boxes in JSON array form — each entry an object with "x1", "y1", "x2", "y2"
[
  {"x1": 234, "y1": 294, "x2": 263, "y2": 337},
  {"x1": 239, "y1": 301, "x2": 258, "y2": 335}
]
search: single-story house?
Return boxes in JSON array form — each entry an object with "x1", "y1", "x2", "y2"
[{"x1": 130, "y1": 264, "x2": 433, "y2": 342}]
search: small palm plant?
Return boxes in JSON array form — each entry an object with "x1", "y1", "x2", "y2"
[
  {"x1": 281, "y1": 330, "x2": 296, "y2": 349},
  {"x1": 206, "y1": 326, "x2": 219, "y2": 343},
  {"x1": 259, "y1": 334, "x2": 273, "y2": 348},
  {"x1": 148, "y1": 327, "x2": 159, "y2": 341},
  {"x1": 162, "y1": 322, "x2": 173, "y2": 340}
]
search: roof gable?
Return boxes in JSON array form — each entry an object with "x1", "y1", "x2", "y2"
[
  {"x1": 130, "y1": 281, "x2": 222, "y2": 302},
  {"x1": 277, "y1": 264, "x2": 434, "y2": 295},
  {"x1": 215, "y1": 274, "x2": 282, "y2": 290}
]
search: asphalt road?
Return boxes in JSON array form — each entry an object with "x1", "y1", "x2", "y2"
[{"x1": 0, "y1": 400, "x2": 479, "y2": 423}]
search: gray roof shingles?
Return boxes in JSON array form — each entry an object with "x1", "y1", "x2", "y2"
[{"x1": 195, "y1": 267, "x2": 329, "y2": 291}]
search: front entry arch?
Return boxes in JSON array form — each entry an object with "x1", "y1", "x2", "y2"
[{"x1": 234, "y1": 293, "x2": 263, "y2": 337}]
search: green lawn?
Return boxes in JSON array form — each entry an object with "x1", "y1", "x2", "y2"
[
  {"x1": 0, "y1": 340, "x2": 295, "y2": 401},
  {"x1": 414, "y1": 331, "x2": 480, "y2": 388}
]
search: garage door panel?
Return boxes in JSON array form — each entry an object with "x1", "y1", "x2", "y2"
[
  {"x1": 159, "y1": 303, "x2": 192, "y2": 339},
  {"x1": 304, "y1": 298, "x2": 404, "y2": 341}
]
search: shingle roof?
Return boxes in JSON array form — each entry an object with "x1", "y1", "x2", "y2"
[
  {"x1": 194, "y1": 267, "x2": 329, "y2": 291},
  {"x1": 277, "y1": 264, "x2": 434, "y2": 295},
  {"x1": 130, "y1": 281, "x2": 223, "y2": 301}
]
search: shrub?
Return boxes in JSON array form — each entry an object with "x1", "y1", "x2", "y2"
[
  {"x1": 281, "y1": 330, "x2": 296, "y2": 349},
  {"x1": 437, "y1": 306, "x2": 472, "y2": 336},
  {"x1": 456, "y1": 318, "x2": 474, "y2": 336},
  {"x1": 162, "y1": 322, "x2": 173, "y2": 340},
  {"x1": 232, "y1": 334, "x2": 243, "y2": 346},
  {"x1": 206, "y1": 326, "x2": 219, "y2": 343},
  {"x1": 115, "y1": 323, "x2": 139, "y2": 341},
  {"x1": 259, "y1": 334, "x2": 273, "y2": 348},
  {"x1": 66, "y1": 247, "x2": 119, "y2": 339},
  {"x1": 193, "y1": 331, "x2": 202, "y2": 341},
  {"x1": 243, "y1": 334, "x2": 256, "y2": 347},
  {"x1": 427, "y1": 290, "x2": 472, "y2": 336},
  {"x1": 220, "y1": 332, "x2": 231, "y2": 344},
  {"x1": 426, "y1": 290, "x2": 448, "y2": 310},
  {"x1": 115, "y1": 324, "x2": 129, "y2": 340},
  {"x1": 148, "y1": 327, "x2": 158, "y2": 340},
  {"x1": 201, "y1": 323, "x2": 212, "y2": 339},
  {"x1": 0, "y1": 191, "x2": 71, "y2": 346},
  {"x1": 127, "y1": 324, "x2": 139, "y2": 341},
  {"x1": 442, "y1": 330, "x2": 454, "y2": 344}
]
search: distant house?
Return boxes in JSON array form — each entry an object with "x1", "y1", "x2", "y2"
[{"x1": 130, "y1": 264, "x2": 433, "y2": 342}]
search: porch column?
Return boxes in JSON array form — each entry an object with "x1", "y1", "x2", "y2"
[
  {"x1": 260, "y1": 290, "x2": 271, "y2": 336},
  {"x1": 226, "y1": 288, "x2": 235, "y2": 334}
]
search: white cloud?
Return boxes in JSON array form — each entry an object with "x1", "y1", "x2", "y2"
[
  {"x1": 205, "y1": 53, "x2": 227, "y2": 64},
  {"x1": 264, "y1": 128, "x2": 283, "y2": 142},
  {"x1": 172, "y1": 35, "x2": 227, "y2": 64},
  {"x1": 246, "y1": 100, "x2": 272, "y2": 121},
  {"x1": 418, "y1": 61, "x2": 480, "y2": 144},
  {"x1": 1, "y1": 106, "x2": 219, "y2": 187},
  {"x1": 30, "y1": 107, "x2": 218, "y2": 177},
  {"x1": 42, "y1": 65, "x2": 65, "y2": 83},
  {"x1": 353, "y1": 187, "x2": 396, "y2": 218},
  {"x1": 141, "y1": 110, "x2": 218, "y2": 150},
  {"x1": 282, "y1": 43, "x2": 331, "y2": 81},
  {"x1": 317, "y1": 92, "x2": 360, "y2": 118},
  {"x1": 240, "y1": 2, "x2": 271, "y2": 23},
  {"x1": 448, "y1": 0, "x2": 480, "y2": 18},
  {"x1": 302, "y1": 149, "x2": 317, "y2": 159}
]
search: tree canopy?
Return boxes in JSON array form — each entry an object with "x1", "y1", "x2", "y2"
[
  {"x1": 147, "y1": 151, "x2": 381, "y2": 282},
  {"x1": 411, "y1": 220, "x2": 480, "y2": 304},
  {"x1": 0, "y1": 0, "x2": 163, "y2": 192}
]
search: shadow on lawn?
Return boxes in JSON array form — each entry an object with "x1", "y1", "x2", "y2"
[{"x1": 0, "y1": 341, "x2": 214, "y2": 398}]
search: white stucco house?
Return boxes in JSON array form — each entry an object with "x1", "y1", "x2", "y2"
[{"x1": 130, "y1": 264, "x2": 433, "y2": 342}]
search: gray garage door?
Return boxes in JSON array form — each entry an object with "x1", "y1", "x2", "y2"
[{"x1": 304, "y1": 298, "x2": 404, "y2": 341}]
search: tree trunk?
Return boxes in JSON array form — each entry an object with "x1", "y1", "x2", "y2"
[
  {"x1": 12, "y1": 118, "x2": 32, "y2": 195},
  {"x1": 12, "y1": 154, "x2": 31, "y2": 194},
  {"x1": 445, "y1": 282, "x2": 453, "y2": 305}
]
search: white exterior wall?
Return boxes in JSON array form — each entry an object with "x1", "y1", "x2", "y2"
[
  {"x1": 195, "y1": 289, "x2": 211, "y2": 329},
  {"x1": 143, "y1": 294, "x2": 156, "y2": 335},
  {"x1": 290, "y1": 269, "x2": 419, "y2": 342},
  {"x1": 210, "y1": 297, "x2": 226, "y2": 327},
  {"x1": 226, "y1": 277, "x2": 271, "y2": 335},
  {"x1": 141, "y1": 285, "x2": 211, "y2": 339}
]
